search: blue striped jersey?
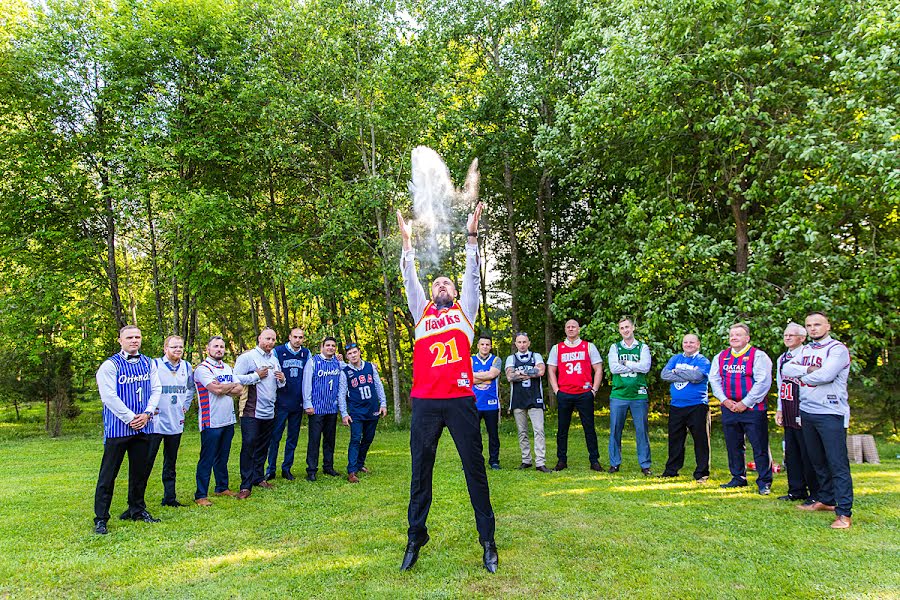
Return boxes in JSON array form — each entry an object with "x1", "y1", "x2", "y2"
[
  {"x1": 104, "y1": 354, "x2": 154, "y2": 440},
  {"x1": 309, "y1": 355, "x2": 341, "y2": 414}
]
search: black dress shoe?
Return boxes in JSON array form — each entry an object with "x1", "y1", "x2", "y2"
[
  {"x1": 553, "y1": 462, "x2": 568, "y2": 472},
  {"x1": 482, "y1": 540, "x2": 498, "y2": 573},
  {"x1": 607, "y1": 465, "x2": 620, "y2": 473},
  {"x1": 282, "y1": 470, "x2": 295, "y2": 481},
  {"x1": 323, "y1": 468, "x2": 341, "y2": 477},
  {"x1": 517, "y1": 462, "x2": 533, "y2": 469},
  {"x1": 641, "y1": 467, "x2": 653, "y2": 476},
  {"x1": 777, "y1": 493, "x2": 808, "y2": 501},
  {"x1": 719, "y1": 479, "x2": 748, "y2": 488},
  {"x1": 265, "y1": 472, "x2": 276, "y2": 481},
  {"x1": 400, "y1": 535, "x2": 429, "y2": 571},
  {"x1": 94, "y1": 520, "x2": 108, "y2": 535},
  {"x1": 134, "y1": 510, "x2": 160, "y2": 523},
  {"x1": 119, "y1": 510, "x2": 132, "y2": 521},
  {"x1": 161, "y1": 500, "x2": 184, "y2": 508},
  {"x1": 590, "y1": 462, "x2": 604, "y2": 472},
  {"x1": 535, "y1": 465, "x2": 552, "y2": 473},
  {"x1": 659, "y1": 472, "x2": 678, "y2": 478},
  {"x1": 306, "y1": 473, "x2": 317, "y2": 482}
]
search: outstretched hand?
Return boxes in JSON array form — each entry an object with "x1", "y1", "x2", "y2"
[
  {"x1": 396, "y1": 209, "x2": 412, "y2": 251},
  {"x1": 466, "y1": 202, "x2": 483, "y2": 236}
]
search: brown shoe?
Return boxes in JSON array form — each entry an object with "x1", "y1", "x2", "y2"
[
  {"x1": 831, "y1": 515, "x2": 852, "y2": 529},
  {"x1": 215, "y1": 490, "x2": 237, "y2": 497},
  {"x1": 257, "y1": 481, "x2": 274, "y2": 489},
  {"x1": 236, "y1": 489, "x2": 252, "y2": 500},
  {"x1": 360, "y1": 467, "x2": 370, "y2": 474},
  {"x1": 348, "y1": 473, "x2": 360, "y2": 483},
  {"x1": 195, "y1": 498, "x2": 213, "y2": 507},
  {"x1": 799, "y1": 501, "x2": 836, "y2": 512}
]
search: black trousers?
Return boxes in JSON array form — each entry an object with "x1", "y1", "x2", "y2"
[
  {"x1": 239, "y1": 416, "x2": 275, "y2": 490},
  {"x1": 306, "y1": 413, "x2": 338, "y2": 474},
  {"x1": 784, "y1": 426, "x2": 819, "y2": 499},
  {"x1": 478, "y1": 409, "x2": 500, "y2": 466},
  {"x1": 408, "y1": 397, "x2": 495, "y2": 544},
  {"x1": 721, "y1": 408, "x2": 772, "y2": 488},
  {"x1": 801, "y1": 411, "x2": 853, "y2": 517},
  {"x1": 663, "y1": 404, "x2": 710, "y2": 479},
  {"x1": 147, "y1": 432, "x2": 182, "y2": 504},
  {"x1": 93, "y1": 433, "x2": 151, "y2": 524},
  {"x1": 556, "y1": 391, "x2": 600, "y2": 464}
]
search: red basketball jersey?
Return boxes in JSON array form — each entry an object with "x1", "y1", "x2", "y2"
[
  {"x1": 411, "y1": 301, "x2": 476, "y2": 399},
  {"x1": 556, "y1": 340, "x2": 594, "y2": 394}
]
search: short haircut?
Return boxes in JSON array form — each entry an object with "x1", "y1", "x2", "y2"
[
  {"x1": 806, "y1": 311, "x2": 829, "y2": 321},
  {"x1": 290, "y1": 327, "x2": 304, "y2": 336},
  {"x1": 164, "y1": 335, "x2": 184, "y2": 347},
  {"x1": 784, "y1": 322, "x2": 807, "y2": 337},
  {"x1": 730, "y1": 322, "x2": 751, "y2": 336},
  {"x1": 259, "y1": 327, "x2": 277, "y2": 336},
  {"x1": 618, "y1": 316, "x2": 634, "y2": 326},
  {"x1": 207, "y1": 335, "x2": 225, "y2": 345},
  {"x1": 119, "y1": 325, "x2": 141, "y2": 335},
  {"x1": 322, "y1": 336, "x2": 337, "y2": 345},
  {"x1": 683, "y1": 333, "x2": 700, "y2": 343},
  {"x1": 514, "y1": 331, "x2": 529, "y2": 341},
  {"x1": 478, "y1": 333, "x2": 492, "y2": 343}
]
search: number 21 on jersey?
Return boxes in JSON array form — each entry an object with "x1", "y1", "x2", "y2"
[{"x1": 430, "y1": 339, "x2": 462, "y2": 367}]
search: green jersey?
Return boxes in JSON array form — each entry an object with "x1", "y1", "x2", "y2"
[{"x1": 611, "y1": 341, "x2": 649, "y2": 400}]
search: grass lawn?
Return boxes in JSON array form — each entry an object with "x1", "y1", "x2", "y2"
[{"x1": 0, "y1": 409, "x2": 897, "y2": 599}]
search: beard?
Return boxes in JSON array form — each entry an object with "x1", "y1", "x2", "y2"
[{"x1": 433, "y1": 291, "x2": 453, "y2": 310}]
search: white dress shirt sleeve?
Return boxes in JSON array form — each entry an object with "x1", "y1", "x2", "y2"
[{"x1": 96, "y1": 359, "x2": 136, "y2": 424}]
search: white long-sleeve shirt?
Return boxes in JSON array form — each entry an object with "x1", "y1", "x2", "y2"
[
  {"x1": 607, "y1": 340, "x2": 652, "y2": 375},
  {"x1": 96, "y1": 351, "x2": 162, "y2": 425},
  {"x1": 400, "y1": 243, "x2": 480, "y2": 324},
  {"x1": 233, "y1": 346, "x2": 285, "y2": 419},
  {"x1": 708, "y1": 346, "x2": 773, "y2": 409},
  {"x1": 781, "y1": 336, "x2": 851, "y2": 426}
]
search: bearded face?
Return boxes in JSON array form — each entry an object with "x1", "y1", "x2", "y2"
[{"x1": 431, "y1": 277, "x2": 457, "y2": 309}]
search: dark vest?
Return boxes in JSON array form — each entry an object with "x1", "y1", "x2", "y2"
[
  {"x1": 510, "y1": 352, "x2": 544, "y2": 411},
  {"x1": 778, "y1": 350, "x2": 802, "y2": 429}
]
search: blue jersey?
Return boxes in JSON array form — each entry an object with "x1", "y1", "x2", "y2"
[
  {"x1": 472, "y1": 353, "x2": 500, "y2": 411},
  {"x1": 343, "y1": 361, "x2": 380, "y2": 420},
  {"x1": 664, "y1": 353, "x2": 711, "y2": 408},
  {"x1": 103, "y1": 354, "x2": 154, "y2": 440},
  {"x1": 309, "y1": 354, "x2": 341, "y2": 415},
  {"x1": 275, "y1": 344, "x2": 309, "y2": 412}
]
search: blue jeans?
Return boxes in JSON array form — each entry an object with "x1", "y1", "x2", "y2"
[
  {"x1": 801, "y1": 410, "x2": 853, "y2": 517},
  {"x1": 266, "y1": 408, "x2": 303, "y2": 477},
  {"x1": 195, "y1": 424, "x2": 234, "y2": 499},
  {"x1": 347, "y1": 418, "x2": 378, "y2": 474},
  {"x1": 608, "y1": 398, "x2": 651, "y2": 469}
]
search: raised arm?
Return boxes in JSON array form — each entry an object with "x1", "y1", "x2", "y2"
[
  {"x1": 459, "y1": 202, "x2": 483, "y2": 324},
  {"x1": 397, "y1": 209, "x2": 428, "y2": 319}
]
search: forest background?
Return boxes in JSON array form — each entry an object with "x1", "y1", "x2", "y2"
[{"x1": 0, "y1": 0, "x2": 897, "y2": 437}]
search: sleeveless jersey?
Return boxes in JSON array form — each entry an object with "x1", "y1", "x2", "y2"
[
  {"x1": 556, "y1": 341, "x2": 594, "y2": 394},
  {"x1": 472, "y1": 353, "x2": 500, "y2": 411},
  {"x1": 411, "y1": 301, "x2": 475, "y2": 399},
  {"x1": 103, "y1": 354, "x2": 153, "y2": 440},
  {"x1": 610, "y1": 341, "x2": 649, "y2": 400},
  {"x1": 309, "y1": 354, "x2": 342, "y2": 414},
  {"x1": 153, "y1": 358, "x2": 193, "y2": 435},
  {"x1": 718, "y1": 347, "x2": 765, "y2": 410},
  {"x1": 509, "y1": 352, "x2": 543, "y2": 410},
  {"x1": 343, "y1": 361, "x2": 380, "y2": 420},
  {"x1": 778, "y1": 350, "x2": 802, "y2": 429}
]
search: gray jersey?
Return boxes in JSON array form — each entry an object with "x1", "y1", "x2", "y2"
[{"x1": 781, "y1": 336, "x2": 851, "y2": 427}]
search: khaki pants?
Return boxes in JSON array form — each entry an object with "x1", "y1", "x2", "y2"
[{"x1": 514, "y1": 408, "x2": 545, "y2": 467}]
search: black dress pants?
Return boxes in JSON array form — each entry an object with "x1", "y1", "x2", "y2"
[
  {"x1": 147, "y1": 432, "x2": 182, "y2": 504},
  {"x1": 407, "y1": 397, "x2": 495, "y2": 544},
  {"x1": 94, "y1": 433, "x2": 151, "y2": 524},
  {"x1": 240, "y1": 416, "x2": 275, "y2": 490},
  {"x1": 784, "y1": 425, "x2": 819, "y2": 499},
  {"x1": 478, "y1": 409, "x2": 500, "y2": 466},
  {"x1": 663, "y1": 404, "x2": 710, "y2": 479},
  {"x1": 306, "y1": 413, "x2": 338, "y2": 474},
  {"x1": 556, "y1": 391, "x2": 600, "y2": 464}
]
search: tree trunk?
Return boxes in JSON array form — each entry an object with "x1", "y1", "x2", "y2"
[
  {"x1": 537, "y1": 171, "x2": 556, "y2": 408},
  {"x1": 376, "y1": 208, "x2": 403, "y2": 424},
  {"x1": 101, "y1": 161, "x2": 126, "y2": 329},
  {"x1": 272, "y1": 280, "x2": 283, "y2": 334},
  {"x1": 146, "y1": 195, "x2": 165, "y2": 338},
  {"x1": 259, "y1": 287, "x2": 275, "y2": 328},
  {"x1": 248, "y1": 286, "x2": 259, "y2": 333},
  {"x1": 280, "y1": 281, "x2": 290, "y2": 332},
  {"x1": 730, "y1": 194, "x2": 749, "y2": 274},
  {"x1": 478, "y1": 230, "x2": 491, "y2": 334},
  {"x1": 502, "y1": 154, "x2": 521, "y2": 333}
]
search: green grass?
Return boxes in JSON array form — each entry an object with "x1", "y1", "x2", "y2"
[{"x1": 0, "y1": 409, "x2": 898, "y2": 599}]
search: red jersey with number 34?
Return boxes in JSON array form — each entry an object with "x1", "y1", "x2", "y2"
[
  {"x1": 557, "y1": 340, "x2": 594, "y2": 394},
  {"x1": 411, "y1": 301, "x2": 476, "y2": 399}
]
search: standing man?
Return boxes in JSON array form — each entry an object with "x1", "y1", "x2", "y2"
[
  {"x1": 339, "y1": 342, "x2": 387, "y2": 483},
  {"x1": 775, "y1": 322, "x2": 819, "y2": 503},
  {"x1": 93, "y1": 326, "x2": 162, "y2": 535},
  {"x1": 233, "y1": 328, "x2": 286, "y2": 499},
  {"x1": 547, "y1": 319, "x2": 604, "y2": 473},
  {"x1": 472, "y1": 334, "x2": 503, "y2": 470},
  {"x1": 396, "y1": 199, "x2": 498, "y2": 573},
  {"x1": 193, "y1": 336, "x2": 246, "y2": 506},
  {"x1": 303, "y1": 336, "x2": 345, "y2": 481},
  {"x1": 505, "y1": 332, "x2": 549, "y2": 472},
  {"x1": 267, "y1": 327, "x2": 310, "y2": 481},
  {"x1": 147, "y1": 335, "x2": 194, "y2": 508},
  {"x1": 709, "y1": 323, "x2": 774, "y2": 495},
  {"x1": 607, "y1": 317, "x2": 653, "y2": 475},
  {"x1": 782, "y1": 312, "x2": 853, "y2": 529},
  {"x1": 659, "y1": 334, "x2": 712, "y2": 482}
]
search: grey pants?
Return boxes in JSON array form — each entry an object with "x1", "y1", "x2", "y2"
[{"x1": 514, "y1": 408, "x2": 545, "y2": 467}]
